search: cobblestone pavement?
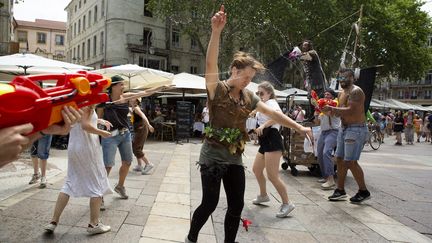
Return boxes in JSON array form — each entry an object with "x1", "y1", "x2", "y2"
[{"x1": 0, "y1": 139, "x2": 431, "y2": 242}]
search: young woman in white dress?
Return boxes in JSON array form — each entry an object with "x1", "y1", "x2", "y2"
[{"x1": 44, "y1": 105, "x2": 113, "y2": 235}]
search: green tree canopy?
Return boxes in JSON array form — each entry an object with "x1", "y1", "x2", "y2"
[{"x1": 148, "y1": 0, "x2": 432, "y2": 82}]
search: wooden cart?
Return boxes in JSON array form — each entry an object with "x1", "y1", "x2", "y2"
[{"x1": 281, "y1": 121, "x2": 321, "y2": 176}]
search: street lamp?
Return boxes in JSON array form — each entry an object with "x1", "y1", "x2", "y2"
[
  {"x1": 140, "y1": 31, "x2": 155, "y2": 67},
  {"x1": 144, "y1": 31, "x2": 155, "y2": 68}
]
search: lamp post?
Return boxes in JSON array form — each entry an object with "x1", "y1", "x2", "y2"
[{"x1": 145, "y1": 32, "x2": 155, "y2": 68}]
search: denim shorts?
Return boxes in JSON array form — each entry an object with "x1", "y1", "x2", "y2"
[
  {"x1": 101, "y1": 130, "x2": 133, "y2": 167},
  {"x1": 30, "y1": 134, "x2": 53, "y2": 160},
  {"x1": 335, "y1": 125, "x2": 368, "y2": 161}
]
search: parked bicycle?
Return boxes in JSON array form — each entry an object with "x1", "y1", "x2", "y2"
[{"x1": 366, "y1": 123, "x2": 381, "y2": 150}]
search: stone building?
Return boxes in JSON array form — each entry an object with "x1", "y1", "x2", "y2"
[
  {"x1": 0, "y1": 0, "x2": 18, "y2": 56},
  {"x1": 65, "y1": 0, "x2": 204, "y2": 73},
  {"x1": 14, "y1": 19, "x2": 66, "y2": 60}
]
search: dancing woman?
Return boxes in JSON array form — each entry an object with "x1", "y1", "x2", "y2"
[{"x1": 186, "y1": 5, "x2": 312, "y2": 243}]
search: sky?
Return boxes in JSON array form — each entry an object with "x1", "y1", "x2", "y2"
[
  {"x1": 12, "y1": 0, "x2": 432, "y2": 22},
  {"x1": 13, "y1": 0, "x2": 70, "y2": 22}
]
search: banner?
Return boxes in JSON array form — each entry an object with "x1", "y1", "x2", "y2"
[{"x1": 355, "y1": 66, "x2": 377, "y2": 112}]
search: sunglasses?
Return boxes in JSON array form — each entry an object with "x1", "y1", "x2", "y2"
[{"x1": 336, "y1": 76, "x2": 347, "y2": 81}]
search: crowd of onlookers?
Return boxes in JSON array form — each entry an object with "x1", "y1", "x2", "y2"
[{"x1": 370, "y1": 109, "x2": 432, "y2": 145}]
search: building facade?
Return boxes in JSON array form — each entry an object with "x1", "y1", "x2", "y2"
[
  {"x1": 0, "y1": 0, "x2": 18, "y2": 56},
  {"x1": 14, "y1": 19, "x2": 66, "y2": 60},
  {"x1": 388, "y1": 75, "x2": 432, "y2": 106},
  {"x1": 373, "y1": 35, "x2": 432, "y2": 106},
  {"x1": 65, "y1": 0, "x2": 204, "y2": 73}
]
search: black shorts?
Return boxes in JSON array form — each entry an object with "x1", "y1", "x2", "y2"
[{"x1": 258, "y1": 128, "x2": 284, "y2": 154}]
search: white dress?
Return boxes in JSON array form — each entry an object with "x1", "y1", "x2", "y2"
[{"x1": 61, "y1": 111, "x2": 113, "y2": 197}]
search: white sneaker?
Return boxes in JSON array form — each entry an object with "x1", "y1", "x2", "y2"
[
  {"x1": 317, "y1": 178, "x2": 326, "y2": 183},
  {"x1": 321, "y1": 181, "x2": 336, "y2": 190},
  {"x1": 252, "y1": 195, "x2": 270, "y2": 205},
  {"x1": 133, "y1": 165, "x2": 143, "y2": 172},
  {"x1": 44, "y1": 222, "x2": 57, "y2": 233},
  {"x1": 87, "y1": 223, "x2": 111, "y2": 235},
  {"x1": 29, "y1": 173, "x2": 41, "y2": 184},
  {"x1": 39, "y1": 176, "x2": 47, "y2": 188},
  {"x1": 141, "y1": 163, "x2": 154, "y2": 175},
  {"x1": 276, "y1": 202, "x2": 295, "y2": 218}
]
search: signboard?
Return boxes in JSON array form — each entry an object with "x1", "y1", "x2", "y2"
[{"x1": 176, "y1": 101, "x2": 193, "y2": 141}]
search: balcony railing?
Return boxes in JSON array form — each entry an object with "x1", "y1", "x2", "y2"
[
  {"x1": 126, "y1": 34, "x2": 166, "y2": 50},
  {"x1": 0, "y1": 42, "x2": 19, "y2": 56}
]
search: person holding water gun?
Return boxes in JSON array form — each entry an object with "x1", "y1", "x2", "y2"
[
  {"x1": 0, "y1": 107, "x2": 82, "y2": 168},
  {"x1": 314, "y1": 89, "x2": 340, "y2": 190},
  {"x1": 0, "y1": 71, "x2": 113, "y2": 167}
]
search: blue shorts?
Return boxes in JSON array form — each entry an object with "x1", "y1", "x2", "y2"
[
  {"x1": 335, "y1": 125, "x2": 368, "y2": 161},
  {"x1": 101, "y1": 130, "x2": 133, "y2": 167},
  {"x1": 30, "y1": 135, "x2": 53, "y2": 160}
]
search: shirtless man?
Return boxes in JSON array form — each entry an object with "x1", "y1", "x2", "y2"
[{"x1": 322, "y1": 68, "x2": 371, "y2": 203}]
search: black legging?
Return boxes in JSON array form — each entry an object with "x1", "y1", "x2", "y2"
[{"x1": 188, "y1": 164, "x2": 245, "y2": 243}]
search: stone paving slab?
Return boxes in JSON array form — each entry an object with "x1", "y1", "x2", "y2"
[{"x1": 0, "y1": 140, "x2": 431, "y2": 242}]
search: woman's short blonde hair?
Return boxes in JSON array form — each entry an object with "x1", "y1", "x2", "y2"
[
  {"x1": 258, "y1": 81, "x2": 276, "y2": 99},
  {"x1": 230, "y1": 51, "x2": 266, "y2": 73}
]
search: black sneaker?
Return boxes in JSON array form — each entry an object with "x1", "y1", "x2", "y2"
[
  {"x1": 350, "y1": 190, "x2": 371, "y2": 203},
  {"x1": 328, "y1": 189, "x2": 347, "y2": 201}
]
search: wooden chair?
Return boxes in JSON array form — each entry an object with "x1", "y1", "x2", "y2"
[
  {"x1": 153, "y1": 123, "x2": 163, "y2": 140},
  {"x1": 162, "y1": 123, "x2": 175, "y2": 141}
]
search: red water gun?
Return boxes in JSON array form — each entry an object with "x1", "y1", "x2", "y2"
[
  {"x1": 310, "y1": 90, "x2": 338, "y2": 112},
  {"x1": 0, "y1": 71, "x2": 111, "y2": 133}
]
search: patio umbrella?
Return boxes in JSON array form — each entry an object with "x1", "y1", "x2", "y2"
[
  {"x1": 163, "y1": 72, "x2": 206, "y2": 99},
  {"x1": 93, "y1": 64, "x2": 173, "y2": 90},
  {"x1": 281, "y1": 87, "x2": 308, "y2": 96},
  {"x1": 0, "y1": 53, "x2": 92, "y2": 75},
  {"x1": 385, "y1": 99, "x2": 416, "y2": 110}
]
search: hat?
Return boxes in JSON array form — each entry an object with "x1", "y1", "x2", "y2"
[{"x1": 111, "y1": 75, "x2": 125, "y2": 84}]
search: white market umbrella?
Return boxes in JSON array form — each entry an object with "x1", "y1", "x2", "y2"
[
  {"x1": 281, "y1": 87, "x2": 308, "y2": 96},
  {"x1": 165, "y1": 72, "x2": 207, "y2": 95},
  {"x1": 0, "y1": 53, "x2": 92, "y2": 75},
  {"x1": 385, "y1": 99, "x2": 416, "y2": 110},
  {"x1": 93, "y1": 64, "x2": 173, "y2": 90}
]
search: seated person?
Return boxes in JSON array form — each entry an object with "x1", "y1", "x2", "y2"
[
  {"x1": 193, "y1": 114, "x2": 205, "y2": 137},
  {"x1": 151, "y1": 111, "x2": 165, "y2": 124}
]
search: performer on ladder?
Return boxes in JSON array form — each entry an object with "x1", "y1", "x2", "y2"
[{"x1": 299, "y1": 40, "x2": 327, "y2": 98}]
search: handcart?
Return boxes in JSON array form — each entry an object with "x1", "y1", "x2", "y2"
[{"x1": 280, "y1": 93, "x2": 321, "y2": 176}]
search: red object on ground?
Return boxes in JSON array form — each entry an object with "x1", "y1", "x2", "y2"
[
  {"x1": 0, "y1": 71, "x2": 111, "y2": 133},
  {"x1": 241, "y1": 218, "x2": 252, "y2": 231}
]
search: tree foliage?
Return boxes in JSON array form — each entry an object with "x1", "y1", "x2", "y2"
[{"x1": 148, "y1": 0, "x2": 432, "y2": 82}]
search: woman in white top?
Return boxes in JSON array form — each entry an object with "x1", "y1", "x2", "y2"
[
  {"x1": 44, "y1": 105, "x2": 113, "y2": 235},
  {"x1": 252, "y1": 81, "x2": 294, "y2": 218}
]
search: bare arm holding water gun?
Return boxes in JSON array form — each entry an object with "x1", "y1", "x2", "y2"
[
  {"x1": 0, "y1": 71, "x2": 111, "y2": 133},
  {"x1": 0, "y1": 71, "x2": 113, "y2": 167},
  {"x1": 0, "y1": 106, "x2": 82, "y2": 167}
]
